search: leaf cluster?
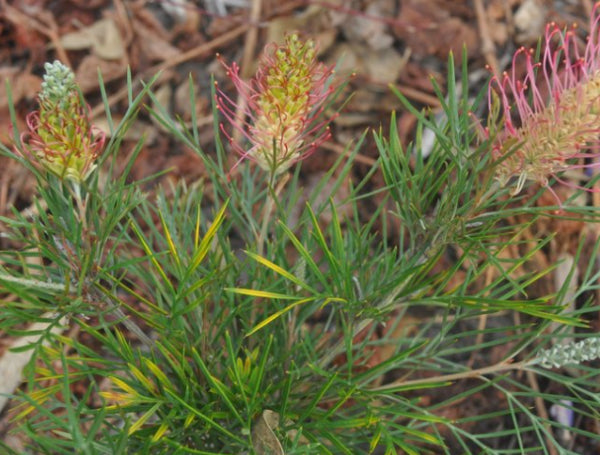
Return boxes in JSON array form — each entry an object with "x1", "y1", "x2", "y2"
[{"x1": 0, "y1": 54, "x2": 599, "y2": 455}]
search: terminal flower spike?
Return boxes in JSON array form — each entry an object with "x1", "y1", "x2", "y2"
[
  {"x1": 216, "y1": 34, "x2": 337, "y2": 178},
  {"x1": 20, "y1": 60, "x2": 105, "y2": 183}
]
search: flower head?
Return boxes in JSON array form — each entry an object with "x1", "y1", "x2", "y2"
[
  {"x1": 486, "y1": 4, "x2": 600, "y2": 201},
  {"x1": 536, "y1": 337, "x2": 600, "y2": 369},
  {"x1": 20, "y1": 60, "x2": 105, "y2": 183},
  {"x1": 216, "y1": 34, "x2": 336, "y2": 177}
]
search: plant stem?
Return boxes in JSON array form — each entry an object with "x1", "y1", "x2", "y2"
[
  {"x1": 70, "y1": 181, "x2": 88, "y2": 231},
  {"x1": 256, "y1": 173, "x2": 290, "y2": 257},
  {"x1": 0, "y1": 273, "x2": 67, "y2": 291},
  {"x1": 250, "y1": 173, "x2": 290, "y2": 338},
  {"x1": 370, "y1": 359, "x2": 530, "y2": 392}
]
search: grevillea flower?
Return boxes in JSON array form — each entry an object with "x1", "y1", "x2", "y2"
[
  {"x1": 486, "y1": 4, "x2": 600, "y2": 201},
  {"x1": 20, "y1": 60, "x2": 105, "y2": 183},
  {"x1": 216, "y1": 34, "x2": 336, "y2": 177}
]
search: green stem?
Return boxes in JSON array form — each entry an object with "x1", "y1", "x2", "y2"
[
  {"x1": 70, "y1": 181, "x2": 88, "y2": 231},
  {"x1": 251, "y1": 173, "x2": 290, "y2": 336},
  {"x1": 256, "y1": 173, "x2": 290, "y2": 257}
]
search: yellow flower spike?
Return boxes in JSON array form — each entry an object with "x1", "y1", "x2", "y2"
[{"x1": 216, "y1": 34, "x2": 338, "y2": 178}]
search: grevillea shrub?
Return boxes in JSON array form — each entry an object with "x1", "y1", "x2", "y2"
[{"x1": 1, "y1": 18, "x2": 600, "y2": 455}]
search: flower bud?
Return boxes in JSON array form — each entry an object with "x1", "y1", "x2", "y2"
[{"x1": 20, "y1": 60, "x2": 105, "y2": 183}]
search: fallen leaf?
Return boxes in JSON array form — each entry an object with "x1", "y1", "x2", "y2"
[
  {"x1": 59, "y1": 18, "x2": 125, "y2": 60},
  {"x1": 363, "y1": 46, "x2": 407, "y2": 84},
  {"x1": 265, "y1": 4, "x2": 337, "y2": 56},
  {"x1": 329, "y1": 42, "x2": 408, "y2": 85},
  {"x1": 75, "y1": 54, "x2": 127, "y2": 93},
  {"x1": 132, "y1": 17, "x2": 180, "y2": 63},
  {"x1": 0, "y1": 316, "x2": 67, "y2": 414},
  {"x1": 339, "y1": 0, "x2": 395, "y2": 51},
  {"x1": 393, "y1": 0, "x2": 478, "y2": 58},
  {"x1": 252, "y1": 409, "x2": 284, "y2": 455},
  {"x1": 514, "y1": 0, "x2": 549, "y2": 44},
  {"x1": 0, "y1": 67, "x2": 42, "y2": 109}
]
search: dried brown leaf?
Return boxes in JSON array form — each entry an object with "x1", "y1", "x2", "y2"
[
  {"x1": 252, "y1": 410, "x2": 284, "y2": 455},
  {"x1": 75, "y1": 54, "x2": 127, "y2": 93},
  {"x1": 59, "y1": 18, "x2": 125, "y2": 60},
  {"x1": 132, "y1": 17, "x2": 180, "y2": 63}
]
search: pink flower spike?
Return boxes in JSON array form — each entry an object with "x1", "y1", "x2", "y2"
[
  {"x1": 216, "y1": 34, "x2": 337, "y2": 178},
  {"x1": 487, "y1": 3, "x2": 600, "y2": 204}
]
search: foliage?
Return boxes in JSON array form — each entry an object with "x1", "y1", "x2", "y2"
[{"x1": 1, "y1": 29, "x2": 600, "y2": 455}]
